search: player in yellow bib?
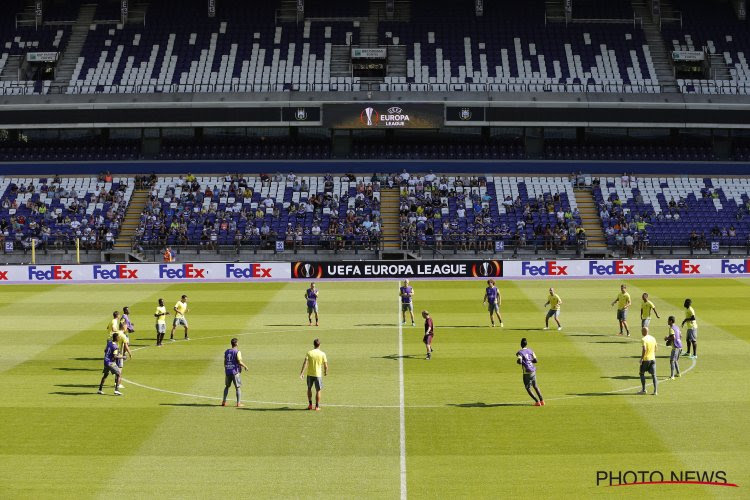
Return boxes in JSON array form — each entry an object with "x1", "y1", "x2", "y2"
[
  {"x1": 170, "y1": 294, "x2": 189, "y2": 341},
  {"x1": 681, "y1": 298, "x2": 698, "y2": 359},
  {"x1": 543, "y1": 288, "x2": 562, "y2": 331},
  {"x1": 637, "y1": 327, "x2": 658, "y2": 396},
  {"x1": 299, "y1": 338, "x2": 328, "y2": 411},
  {"x1": 154, "y1": 298, "x2": 170, "y2": 346},
  {"x1": 640, "y1": 292, "x2": 660, "y2": 328},
  {"x1": 610, "y1": 284, "x2": 632, "y2": 336},
  {"x1": 105, "y1": 311, "x2": 120, "y2": 339}
]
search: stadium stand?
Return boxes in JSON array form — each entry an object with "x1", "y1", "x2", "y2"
[
  {"x1": 68, "y1": 0, "x2": 359, "y2": 93},
  {"x1": 0, "y1": 176, "x2": 133, "y2": 250},
  {"x1": 397, "y1": 173, "x2": 582, "y2": 252},
  {"x1": 381, "y1": 0, "x2": 660, "y2": 92},
  {"x1": 0, "y1": 139, "x2": 142, "y2": 162},
  {"x1": 350, "y1": 138, "x2": 525, "y2": 160},
  {"x1": 544, "y1": 138, "x2": 716, "y2": 161},
  {"x1": 594, "y1": 176, "x2": 750, "y2": 249},
  {"x1": 155, "y1": 138, "x2": 330, "y2": 160},
  {"x1": 136, "y1": 174, "x2": 381, "y2": 250},
  {"x1": 667, "y1": 0, "x2": 750, "y2": 94}
]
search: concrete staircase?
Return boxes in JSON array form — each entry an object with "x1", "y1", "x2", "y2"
[
  {"x1": 0, "y1": 55, "x2": 22, "y2": 81},
  {"x1": 277, "y1": 0, "x2": 301, "y2": 23},
  {"x1": 380, "y1": 188, "x2": 401, "y2": 249},
  {"x1": 709, "y1": 54, "x2": 731, "y2": 80},
  {"x1": 51, "y1": 4, "x2": 96, "y2": 88},
  {"x1": 387, "y1": 45, "x2": 407, "y2": 77},
  {"x1": 573, "y1": 188, "x2": 608, "y2": 250},
  {"x1": 113, "y1": 189, "x2": 149, "y2": 250},
  {"x1": 370, "y1": 0, "x2": 411, "y2": 21},
  {"x1": 331, "y1": 45, "x2": 352, "y2": 78},
  {"x1": 545, "y1": 0, "x2": 566, "y2": 22},
  {"x1": 632, "y1": 0, "x2": 678, "y2": 92},
  {"x1": 359, "y1": 2, "x2": 380, "y2": 47}
]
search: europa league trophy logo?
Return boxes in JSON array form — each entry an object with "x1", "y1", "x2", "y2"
[
  {"x1": 360, "y1": 107, "x2": 378, "y2": 126},
  {"x1": 365, "y1": 107, "x2": 375, "y2": 126},
  {"x1": 482, "y1": 262, "x2": 490, "y2": 276}
]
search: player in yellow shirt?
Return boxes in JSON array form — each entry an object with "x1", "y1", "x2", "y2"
[
  {"x1": 543, "y1": 288, "x2": 562, "y2": 331},
  {"x1": 681, "y1": 298, "x2": 698, "y2": 359},
  {"x1": 610, "y1": 284, "x2": 632, "y2": 336},
  {"x1": 115, "y1": 327, "x2": 132, "y2": 390},
  {"x1": 169, "y1": 295, "x2": 189, "y2": 341},
  {"x1": 154, "y1": 298, "x2": 170, "y2": 346},
  {"x1": 299, "y1": 338, "x2": 328, "y2": 411},
  {"x1": 106, "y1": 311, "x2": 120, "y2": 339},
  {"x1": 637, "y1": 326, "x2": 658, "y2": 395},
  {"x1": 640, "y1": 292, "x2": 660, "y2": 328}
]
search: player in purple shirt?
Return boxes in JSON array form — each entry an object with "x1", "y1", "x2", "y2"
[
  {"x1": 665, "y1": 316, "x2": 683, "y2": 379},
  {"x1": 97, "y1": 333, "x2": 124, "y2": 396},
  {"x1": 400, "y1": 279, "x2": 415, "y2": 326},
  {"x1": 305, "y1": 282, "x2": 319, "y2": 326},
  {"x1": 120, "y1": 306, "x2": 134, "y2": 333},
  {"x1": 516, "y1": 338, "x2": 544, "y2": 406},
  {"x1": 222, "y1": 338, "x2": 249, "y2": 407},
  {"x1": 482, "y1": 279, "x2": 503, "y2": 328}
]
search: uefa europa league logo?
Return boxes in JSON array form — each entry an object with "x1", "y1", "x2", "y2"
[
  {"x1": 304, "y1": 263, "x2": 313, "y2": 277},
  {"x1": 360, "y1": 107, "x2": 378, "y2": 126},
  {"x1": 481, "y1": 262, "x2": 490, "y2": 276}
]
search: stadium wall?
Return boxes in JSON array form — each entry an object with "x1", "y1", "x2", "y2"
[
  {"x1": 1, "y1": 160, "x2": 750, "y2": 176},
  {"x1": 0, "y1": 259, "x2": 748, "y2": 284}
]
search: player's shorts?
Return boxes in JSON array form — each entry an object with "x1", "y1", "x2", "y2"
[
  {"x1": 670, "y1": 348, "x2": 681, "y2": 365},
  {"x1": 225, "y1": 373, "x2": 242, "y2": 388},
  {"x1": 423, "y1": 334, "x2": 433, "y2": 345},
  {"x1": 487, "y1": 302, "x2": 499, "y2": 313},
  {"x1": 102, "y1": 362, "x2": 121, "y2": 377},
  {"x1": 687, "y1": 328, "x2": 697, "y2": 342},
  {"x1": 523, "y1": 372, "x2": 537, "y2": 388},
  {"x1": 156, "y1": 323, "x2": 166, "y2": 334},
  {"x1": 307, "y1": 304, "x2": 318, "y2": 314},
  {"x1": 401, "y1": 302, "x2": 414, "y2": 312},
  {"x1": 173, "y1": 317, "x2": 188, "y2": 327},
  {"x1": 641, "y1": 317, "x2": 651, "y2": 328},
  {"x1": 546, "y1": 309, "x2": 559, "y2": 319},
  {"x1": 639, "y1": 360, "x2": 655, "y2": 375},
  {"x1": 617, "y1": 309, "x2": 628, "y2": 321},
  {"x1": 306, "y1": 376, "x2": 323, "y2": 391}
]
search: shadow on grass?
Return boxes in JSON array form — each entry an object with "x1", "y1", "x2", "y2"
[
  {"x1": 54, "y1": 367, "x2": 99, "y2": 372},
  {"x1": 567, "y1": 392, "x2": 633, "y2": 397},
  {"x1": 49, "y1": 391, "x2": 98, "y2": 396},
  {"x1": 71, "y1": 357, "x2": 100, "y2": 361},
  {"x1": 506, "y1": 328, "x2": 546, "y2": 331},
  {"x1": 264, "y1": 324, "x2": 304, "y2": 327},
  {"x1": 447, "y1": 402, "x2": 529, "y2": 408},
  {"x1": 569, "y1": 334, "x2": 608, "y2": 337},
  {"x1": 590, "y1": 340, "x2": 632, "y2": 344},
  {"x1": 239, "y1": 406, "x2": 307, "y2": 412},
  {"x1": 601, "y1": 375, "x2": 640, "y2": 380},
  {"x1": 160, "y1": 403, "x2": 217, "y2": 408},
  {"x1": 55, "y1": 383, "x2": 100, "y2": 388},
  {"x1": 440, "y1": 325, "x2": 489, "y2": 329},
  {"x1": 355, "y1": 324, "x2": 395, "y2": 327},
  {"x1": 375, "y1": 354, "x2": 419, "y2": 361}
]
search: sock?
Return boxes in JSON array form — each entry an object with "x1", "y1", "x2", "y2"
[
  {"x1": 236, "y1": 388, "x2": 241, "y2": 404},
  {"x1": 651, "y1": 373, "x2": 658, "y2": 392},
  {"x1": 640, "y1": 373, "x2": 646, "y2": 391},
  {"x1": 534, "y1": 387, "x2": 543, "y2": 401},
  {"x1": 525, "y1": 388, "x2": 538, "y2": 402},
  {"x1": 223, "y1": 386, "x2": 229, "y2": 402},
  {"x1": 693, "y1": 343, "x2": 697, "y2": 356}
]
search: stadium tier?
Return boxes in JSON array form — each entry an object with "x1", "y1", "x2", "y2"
[
  {"x1": 136, "y1": 174, "x2": 381, "y2": 249},
  {"x1": 0, "y1": 176, "x2": 133, "y2": 249},
  {"x1": 594, "y1": 176, "x2": 750, "y2": 247}
]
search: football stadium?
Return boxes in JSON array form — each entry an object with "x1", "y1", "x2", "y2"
[{"x1": 1, "y1": 0, "x2": 749, "y2": 498}]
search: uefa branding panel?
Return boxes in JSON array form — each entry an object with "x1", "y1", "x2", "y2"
[
  {"x1": 291, "y1": 260, "x2": 503, "y2": 279},
  {"x1": 0, "y1": 262, "x2": 290, "y2": 283},
  {"x1": 322, "y1": 103, "x2": 444, "y2": 129}
]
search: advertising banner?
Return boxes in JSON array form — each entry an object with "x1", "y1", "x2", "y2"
[
  {"x1": 351, "y1": 48, "x2": 387, "y2": 59},
  {"x1": 0, "y1": 262, "x2": 290, "y2": 284},
  {"x1": 502, "y1": 258, "x2": 749, "y2": 278},
  {"x1": 291, "y1": 260, "x2": 502, "y2": 279},
  {"x1": 322, "y1": 103, "x2": 443, "y2": 129}
]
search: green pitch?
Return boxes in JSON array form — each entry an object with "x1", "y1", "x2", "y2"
[{"x1": 0, "y1": 278, "x2": 748, "y2": 498}]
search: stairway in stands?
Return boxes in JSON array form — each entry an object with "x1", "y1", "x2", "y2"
[
  {"x1": 573, "y1": 188, "x2": 608, "y2": 251},
  {"x1": 380, "y1": 187, "x2": 401, "y2": 250},
  {"x1": 113, "y1": 189, "x2": 148, "y2": 251},
  {"x1": 51, "y1": 4, "x2": 96, "y2": 89}
]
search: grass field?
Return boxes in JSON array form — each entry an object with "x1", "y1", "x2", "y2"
[{"x1": 0, "y1": 278, "x2": 748, "y2": 498}]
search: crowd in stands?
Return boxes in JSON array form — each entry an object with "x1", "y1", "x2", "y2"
[
  {"x1": 0, "y1": 175, "x2": 131, "y2": 251},
  {"x1": 135, "y1": 173, "x2": 381, "y2": 251}
]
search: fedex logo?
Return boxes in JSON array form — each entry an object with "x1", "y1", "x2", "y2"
[
  {"x1": 521, "y1": 260, "x2": 568, "y2": 276},
  {"x1": 225, "y1": 264, "x2": 272, "y2": 279},
  {"x1": 93, "y1": 265, "x2": 139, "y2": 280},
  {"x1": 655, "y1": 259, "x2": 701, "y2": 275},
  {"x1": 28, "y1": 265, "x2": 73, "y2": 281},
  {"x1": 158, "y1": 264, "x2": 206, "y2": 279},
  {"x1": 589, "y1": 260, "x2": 634, "y2": 276},
  {"x1": 721, "y1": 259, "x2": 750, "y2": 274}
]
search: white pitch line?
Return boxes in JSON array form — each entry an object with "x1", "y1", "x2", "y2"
[
  {"x1": 398, "y1": 284, "x2": 407, "y2": 500},
  {"x1": 122, "y1": 331, "x2": 697, "y2": 410}
]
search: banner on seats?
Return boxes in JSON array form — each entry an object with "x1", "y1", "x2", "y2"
[{"x1": 0, "y1": 262, "x2": 290, "y2": 284}]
